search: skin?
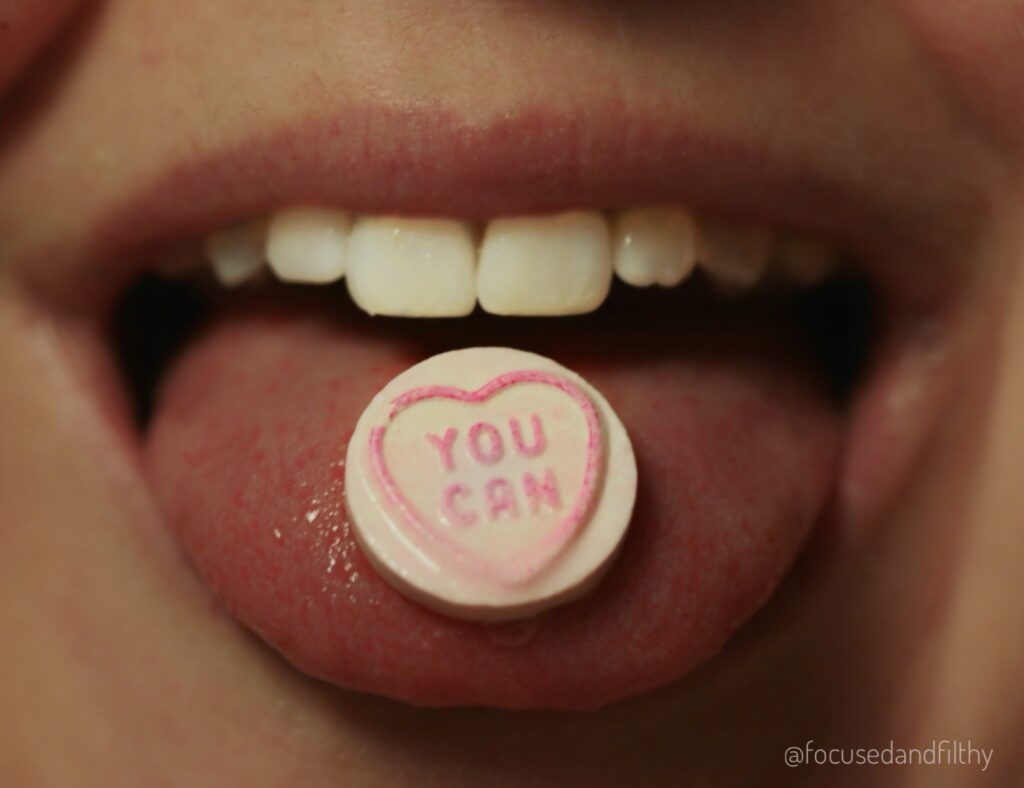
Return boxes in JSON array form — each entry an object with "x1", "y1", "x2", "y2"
[{"x1": 1, "y1": 1, "x2": 1023, "y2": 785}]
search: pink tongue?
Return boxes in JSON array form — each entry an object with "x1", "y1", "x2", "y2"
[{"x1": 145, "y1": 295, "x2": 840, "y2": 709}]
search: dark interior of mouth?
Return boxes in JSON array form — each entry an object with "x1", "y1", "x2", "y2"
[
  {"x1": 111, "y1": 267, "x2": 877, "y2": 429},
  {"x1": 105, "y1": 258, "x2": 875, "y2": 709}
]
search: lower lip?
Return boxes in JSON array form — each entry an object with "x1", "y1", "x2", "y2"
[{"x1": 143, "y1": 290, "x2": 841, "y2": 709}]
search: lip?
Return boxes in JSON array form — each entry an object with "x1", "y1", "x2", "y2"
[
  {"x1": 7, "y1": 99, "x2": 977, "y2": 313},
  {"x1": 4, "y1": 94, "x2": 973, "y2": 710}
]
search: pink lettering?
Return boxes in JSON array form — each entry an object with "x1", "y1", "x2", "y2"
[
  {"x1": 468, "y1": 421, "x2": 504, "y2": 465},
  {"x1": 426, "y1": 428, "x2": 458, "y2": 471},
  {"x1": 485, "y1": 478, "x2": 519, "y2": 520},
  {"x1": 442, "y1": 483, "x2": 477, "y2": 527},
  {"x1": 522, "y1": 469, "x2": 561, "y2": 514},
  {"x1": 509, "y1": 414, "x2": 546, "y2": 457}
]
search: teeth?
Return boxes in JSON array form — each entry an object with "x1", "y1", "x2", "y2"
[
  {"x1": 203, "y1": 221, "x2": 267, "y2": 287},
  {"x1": 773, "y1": 232, "x2": 838, "y2": 285},
  {"x1": 477, "y1": 211, "x2": 612, "y2": 316},
  {"x1": 698, "y1": 220, "x2": 773, "y2": 288},
  {"x1": 345, "y1": 217, "x2": 477, "y2": 317},
  {"x1": 266, "y1": 207, "x2": 350, "y2": 284},
  {"x1": 200, "y1": 207, "x2": 836, "y2": 312},
  {"x1": 613, "y1": 207, "x2": 698, "y2": 288}
]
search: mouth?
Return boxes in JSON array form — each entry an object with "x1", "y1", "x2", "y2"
[{"x1": 9, "y1": 101, "x2": 970, "y2": 711}]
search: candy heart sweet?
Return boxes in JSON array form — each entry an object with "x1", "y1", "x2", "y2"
[
  {"x1": 369, "y1": 369, "x2": 603, "y2": 585},
  {"x1": 346, "y1": 347, "x2": 637, "y2": 622}
]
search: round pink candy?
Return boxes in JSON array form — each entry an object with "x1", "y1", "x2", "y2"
[{"x1": 345, "y1": 347, "x2": 637, "y2": 622}]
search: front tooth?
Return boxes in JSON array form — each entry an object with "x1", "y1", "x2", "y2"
[
  {"x1": 773, "y1": 232, "x2": 838, "y2": 285},
  {"x1": 477, "y1": 211, "x2": 612, "y2": 316},
  {"x1": 345, "y1": 217, "x2": 477, "y2": 317},
  {"x1": 266, "y1": 207, "x2": 350, "y2": 284},
  {"x1": 203, "y1": 221, "x2": 267, "y2": 287},
  {"x1": 613, "y1": 207, "x2": 698, "y2": 287},
  {"x1": 698, "y1": 220, "x2": 773, "y2": 288}
]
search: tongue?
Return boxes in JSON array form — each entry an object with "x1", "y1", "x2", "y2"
[{"x1": 144, "y1": 288, "x2": 840, "y2": 709}]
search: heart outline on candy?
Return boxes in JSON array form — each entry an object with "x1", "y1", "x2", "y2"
[{"x1": 367, "y1": 370, "x2": 604, "y2": 586}]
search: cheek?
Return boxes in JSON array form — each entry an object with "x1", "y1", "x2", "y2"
[{"x1": 893, "y1": 0, "x2": 1024, "y2": 144}]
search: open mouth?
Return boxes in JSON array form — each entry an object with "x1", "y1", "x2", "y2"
[
  {"x1": 78, "y1": 185, "x2": 951, "y2": 712},
  {"x1": 8, "y1": 93, "x2": 969, "y2": 711}
]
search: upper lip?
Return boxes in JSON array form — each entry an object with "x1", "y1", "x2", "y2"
[{"x1": 4, "y1": 100, "x2": 981, "y2": 314}]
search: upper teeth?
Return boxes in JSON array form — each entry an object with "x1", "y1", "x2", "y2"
[
  {"x1": 697, "y1": 220, "x2": 773, "y2": 288},
  {"x1": 202, "y1": 207, "x2": 839, "y2": 316},
  {"x1": 346, "y1": 217, "x2": 478, "y2": 317},
  {"x1": 266, "y1": 207, "x2": 350, "y2": 284},
  {"x1": 204, "y1": 220, "x2": 268, "y2": 287},
  {"x1": 612, "y1": 207, "x2": 698, "y2": 288},
  {"x1": 477, "y1": 212, "x2": 612, "y2": 316}
]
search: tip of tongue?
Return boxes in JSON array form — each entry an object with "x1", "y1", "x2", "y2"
[{"x1": 144, "y1": 301, "x2": 840, "y2": 709}]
